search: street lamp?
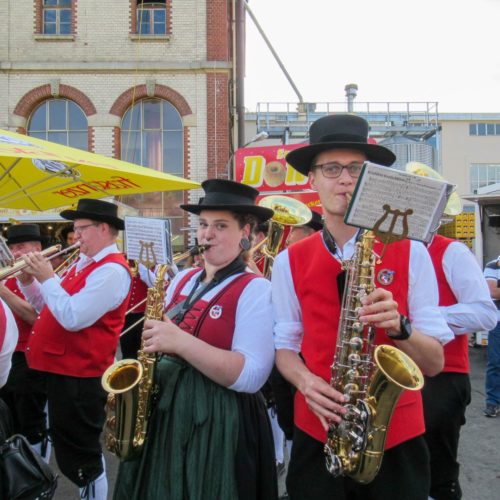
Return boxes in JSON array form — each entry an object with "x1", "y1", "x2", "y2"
[{"x1": 226, "y1": 131, "x2": 269, "y2": 179}]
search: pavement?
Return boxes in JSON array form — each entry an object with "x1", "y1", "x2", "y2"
[{"x1": 49, "y1": 345, "x2": 499, "y2": 499}]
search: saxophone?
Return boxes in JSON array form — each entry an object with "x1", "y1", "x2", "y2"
[
  {"x1": 324, "y1": 231, "x2": 424, "y2": 484},
  {"x1": 101, "y1": 264, "x2": 169, "y2": 460}
]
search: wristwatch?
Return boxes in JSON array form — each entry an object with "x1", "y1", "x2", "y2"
[{"x1": 387, "y1": 314, "x2": 412, "y2": 341}]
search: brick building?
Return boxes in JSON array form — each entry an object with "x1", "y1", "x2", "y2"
[{"x1": 0, "y1": 0, "x2": 239, "y2": 250}]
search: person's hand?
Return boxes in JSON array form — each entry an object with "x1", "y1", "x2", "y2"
[
  {"x1": 20, "y1": 252, "x2": 55, "y2": 284},
  {"x1": 357, "y1": 287, "x2": 400, "y2": 333},
  {"x1": 142, "y1": 314, "x2": 187, "y2": 355},
  {"x1": 299, "y1": 371, "x2": 348, "y2": 431}
]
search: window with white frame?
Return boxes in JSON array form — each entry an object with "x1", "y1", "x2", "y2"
[
  {"x1": 43, "y1": 0, "x2": 72, "y2": 35},
  {"x1": 470, "y1": 164, "x2": 500, "y2": 193},
  {"x1": 469, "y1": 123, "x2": 500, "y2": 136},
  {"x1": 121, "y1": 99, "x2": 184, "y2": 248},
  {"x1": 137, "y1": 0, "x2": 167, "y2": 35},
  {"x1": 27, "y1": 99, "x2": 88, "y2": 150}
]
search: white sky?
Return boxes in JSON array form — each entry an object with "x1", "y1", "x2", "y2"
[{"x1": 244, "y1": 0, "x2": 500, "y2": 113}]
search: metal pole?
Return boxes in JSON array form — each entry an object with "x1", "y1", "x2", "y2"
[
  {"x1": 236, "y1": 0, "x2": 246, "y2": 149},
  {"x1": 244, "y1": 1, "x2": 303, "y2": 104}
]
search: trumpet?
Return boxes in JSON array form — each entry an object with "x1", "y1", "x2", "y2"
[{"x1": 0, "y1": 242, "x2": 80, "y2": 281}]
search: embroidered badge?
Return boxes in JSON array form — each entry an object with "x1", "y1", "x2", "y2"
[
  {"x1": 209, "y1": 305, "x2": 223, "y2": 319},
  {"x1": 377, "y1": 269, "x2": 395, "y2": 285}
]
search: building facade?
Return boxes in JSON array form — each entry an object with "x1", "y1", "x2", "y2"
[{"x1": 0, "y1": 0, "x2": 237, "y2": 250}]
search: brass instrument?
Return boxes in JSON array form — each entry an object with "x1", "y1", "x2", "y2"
[
  {"x1": 102, "y1": 264, "x2": 169, "y2": 460},
  {"x1": 324, "y1": 231, "x2": 424, "y2": 483},
  {"x1": 54, "y1": 246, "x2": 80, "y2": 276},
  {"x1": 257, "y1": 195, "x2": 312, "y2": 278},
  {"x1": 0, "y1": 243, "x2": 80, "y2": 280}
]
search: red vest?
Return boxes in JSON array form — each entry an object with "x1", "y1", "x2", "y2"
[
  {"x1": 288, "y1": 232, "x2": 424, "y2": 450},
  {"x1": 166, "y1": 269, "x2": 257, "y2": 350},
  {"x1": 26, "y1": 253, "x2": 131, "y2": 377},
  {"x1": 5, "y1": 278, "x2": 32, "y2": 352},
  {"x1": 0, "y1": 301, "x2": 6, "y2": 353},
  {"x1": 127, "y1": 274, "x2": 149, "y2": 314},
  {"x1": 428, "y1": 235, "x2": 469, "y2": 373}
]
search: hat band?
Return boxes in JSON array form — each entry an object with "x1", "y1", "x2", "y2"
[
  {"x1": 317, "y1": 132, "x2": 367, "y2": 143},
  {"x1": 201, "y1": 192, "x2": 255, "y2": 206}
]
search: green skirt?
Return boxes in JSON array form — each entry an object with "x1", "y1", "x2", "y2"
[{"x1": 113, "y1": 356, "x2": 277, "y2": 500}]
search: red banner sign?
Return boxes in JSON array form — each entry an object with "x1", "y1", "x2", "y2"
[{"x1": 234, "y1": 144, "x2": 322, "y2": 213}]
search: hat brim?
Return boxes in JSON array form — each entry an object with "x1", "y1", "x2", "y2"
[
  {"x1": 180, "y1": 204, "x2": 274, "y2": 223},
  {"x1": 286, "y1": 141, "x2": 396, "y2": 176},
  {"x1": 59, "y1": 209, "x2": 125, "y2": 230}
]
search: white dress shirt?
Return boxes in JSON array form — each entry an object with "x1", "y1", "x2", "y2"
[
  {"x1": 165, "y1": 269, "x2": 275, "y2": 394},
  {"x1": 272, "y1": 234, "x2": 454, "y2": 353},
  {"x1": 0, "y1": 298, "x2": 19, "y2": 388},
  {"x1": 432, "y1": 240, "x2": 497, "y2": 334},
  {"x1": 20, "y1": 244, "x2": 131, "y2": 332}
]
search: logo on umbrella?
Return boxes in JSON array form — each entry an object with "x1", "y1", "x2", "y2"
[
  {"x1": 32, "y1": 159, "x2": 80, "y2": 178},
  {"x1": 0, "y1": 134, "x2": 35, "y2": 146}
]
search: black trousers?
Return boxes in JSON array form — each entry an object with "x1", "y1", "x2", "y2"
[
  {"x1": 0, "y1": 352, "x2": 47, "y2": 444},
  {"x1": 119, "y1": 312, "x2": 144, "y2": 359},
  {"x1": 286, "y1": 427, "x2": 430, "y2": 500},
  {"x1": 422, "y1": 372, "x2": 471, "y2": 500},
  {"x1": 45, "y1": 373, "x2": 107, "y2": 487}
]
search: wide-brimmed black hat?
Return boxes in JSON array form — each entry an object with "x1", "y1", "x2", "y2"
[
  {"x1": 180, "y1": 179, "x2": 273, "y2": 222},
  {"x1": 286, "y1": 114, "x2": 396, "y2": 176},
  {"x1": 6, "y1": 224, "x2": 47, "y2": 246},
  {"x1": 60, "y1": 198, "x2": 124, "y2": 230},
  {"x1": 303, "y1": 210, "x2": 323, "y2": 231}
]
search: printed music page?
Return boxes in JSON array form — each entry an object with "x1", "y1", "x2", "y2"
[
  {"x1": 345, "y1": 162, "x2": 452, "y2": 243},
  {"x1": 124, "y1": 216, "x2": 172, "y2": 265}
]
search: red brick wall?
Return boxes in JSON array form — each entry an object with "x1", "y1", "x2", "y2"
[{"x1": 14, "y1": 84, "x2": 97, "y2": 118}]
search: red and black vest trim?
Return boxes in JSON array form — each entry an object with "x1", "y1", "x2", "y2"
[{"x1": 166, "y1": 269, "x2": 257, "y2": 350}]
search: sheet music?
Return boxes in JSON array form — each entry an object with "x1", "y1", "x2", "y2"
[
  {"x1": 345, "y1": 162, "x2": 451, "y2": 243},
  {"x1": 124, "y1": 216, "x2": 172, "y2": 265}
]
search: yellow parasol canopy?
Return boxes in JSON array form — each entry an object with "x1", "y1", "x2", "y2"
[{"x1": 0, "y1": 129, "x2": 200, "y2": 211}]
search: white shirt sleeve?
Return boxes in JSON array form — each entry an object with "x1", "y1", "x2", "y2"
[
  {"x1": 271, "y1": 249, "x2": 304, "y2": 352},
  {"x1": 408, "y1": 241, "x2": 454, "y2": 344},
  {"x1": 229, "y1": 277, "x2": 275, "y2": 393},
  {"x1": 37, "y1": 263, "x2": 131, "y2": 331},
  {"x1": 0, "y1": 298, "x2": 19, "y2": 388},
  {"x1": 439, "y1": 242, "x2": 497, "y2": 334}
]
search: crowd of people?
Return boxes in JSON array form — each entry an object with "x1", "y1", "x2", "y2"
[{"x1": 0, "y1": 113, "x2": 499, "y2": 500}]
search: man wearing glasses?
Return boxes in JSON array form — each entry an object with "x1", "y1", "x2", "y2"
[
  {"x1": 18, "y1": 199, "x2": 132, "y2": 500},
  {"x1": 272, "y1": 114, "x2": 452, "y2": 499}
]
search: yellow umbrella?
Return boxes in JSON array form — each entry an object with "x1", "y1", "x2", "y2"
[{"x1": 0, "y1": 129, "x2": 200, "y2": 211}]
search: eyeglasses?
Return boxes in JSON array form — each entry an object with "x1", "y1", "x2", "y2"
[
  {"x1": 73, "y1": 223, "x2": 99, "y2": 234},
  {"x1": 312, "y1": 162, "x2": 364, "y2": 179}
]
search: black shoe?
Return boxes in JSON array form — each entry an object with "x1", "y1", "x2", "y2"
[{"x1": 484, "y1": 404, "x2": 499, "y2": 417}]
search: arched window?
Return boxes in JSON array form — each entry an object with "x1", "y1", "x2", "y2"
[
  {"x1": 121, "y1": 99, "x2": 185, "y2": 250},
  {"x1": 27, "y1": 99, "x2": 88, "y2": 150}
]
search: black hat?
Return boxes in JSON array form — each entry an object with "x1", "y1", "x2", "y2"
[
  {"x1": 180, "y1": 179, "x2": 274, "y2": 222},
  {"x1": 303, "y1": 210, "x2": 323, "y2": 231},
  {"x1": 286, "y1": 114, "x2": 396, "y2": 176},
  {"x1": 6, "y1": 224, "x2": 46, "y2": 246},
  {"x1": 60, "y1": 198, "x2": 124, "y2": 230}
]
